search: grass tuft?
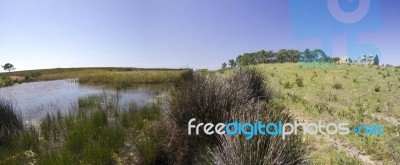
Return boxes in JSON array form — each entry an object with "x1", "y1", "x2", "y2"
[
  {"x1": 162, "y1": 68, "x2": 307, "y2": 164},
  {"x1": 0, "y1": 100, "x2": 23, "y2": 147}
]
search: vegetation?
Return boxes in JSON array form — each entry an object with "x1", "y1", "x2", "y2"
[
  {"x1": 0, "y1": 100, "x2": 23, "y2": 147},
  {"x1": 2, "y1": 63, "x2": 16, "y2": 72},
  {"x1": 1, "y1": 67, "x2": 189, "y2": 88},
  {"x1": 1, "y1": 68, "x2": 309, "y2": 164},
  {"x1": 240, "y1": 63, "x2": 400, "y2": 164},
  {"x1": 162, "y1": 69, "x2": 307, "y2": 164},
  {"x1": 0, "y1": 93, "x2": 164, "y2": 164},
  {"x1": 2, "y1": 61, "x2": 399, "y2": 164},
  {"x1": 221, "y1": 48, "x2": 332, "y2": 68}
]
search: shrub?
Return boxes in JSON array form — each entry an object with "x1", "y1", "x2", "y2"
[
  {"x1": 162, "y1": 68, "x2": 307, "y2": 164},
  {"x1": 313, "y1": 71, "x2": 318, "y2": 78},
  {"x1": 374, "y1": 85, "x2": 381, "y2": 92},
  {"x1": 332, "y1": 83, "x2": 343, "y2": 90},
  {"x1": 353, "y1": 78, "x2": 358, "y2": 84},
  {"x1": 0, "y1": 100, "x2": 23, "y2": 147},
  {"x1": 328, "y1": 94, "x2": 338, "y2": 102},
  {"x1": 295, "y1": 77, "x2": 304, "y2": 87},
  {"x1": 284, "y1": 82, "x2": 293, "y2": 89},
  {"x1": 316, "y1": 102, "x2": 333, "y2": 115},
  {"x1": 164, "y1": 69, "x2": 271, "y2": 164},
  {"x1": 208, "y1": 102, "x2": 307, "y2": 165}
]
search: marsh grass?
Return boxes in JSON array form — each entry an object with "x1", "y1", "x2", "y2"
[
  {"x1": 162, "y1": 68, "x2": 307, "y2": 164},
  {"x1": 0, "y1": 100, "x2": 39, "y2": 164},
  {"x1": 38, "y1": 94, "x2": 126, "y2": 164},
  {"x1": 2, "y1": 68, "x2": 190, "y2": 89},
  {"x1": 117, "y1": 102, "x2": 164, "y2": 164},
  {"x1": 0, "y1": 100, "x2": 23, "y2": 146},
  {"x1": 1, "y1": 92, "x2": 166, "y2": 164}
]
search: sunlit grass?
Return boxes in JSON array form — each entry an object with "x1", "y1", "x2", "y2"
[
  {"x1": 2, "y1": 67, "x2": 190, "y2": 88},
  {"x1": 249, "y1": 63, "x2": 400, "y2": 164}
]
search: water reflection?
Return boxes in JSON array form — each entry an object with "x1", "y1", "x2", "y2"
[{"x1": 0, "y1": 79, "x2": 168, "y2": 121}]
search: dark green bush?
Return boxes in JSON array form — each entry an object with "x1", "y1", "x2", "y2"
[
  {"x1": 374, "y1": 85, "x2": 381, "y2": 92},
  {"x1": 284, "y1": 82, "x2": 293, "y2": 89},
  {"x1": 295, "y1": 77, "x2": 304, "y2": 87},
  {"x1": 332, "y1": 83, "x2": 343, "y2": 90}
]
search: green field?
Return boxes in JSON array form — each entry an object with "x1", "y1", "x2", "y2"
[{"x1": 242, "y1": 63, "x2": 400, "y2": 164}]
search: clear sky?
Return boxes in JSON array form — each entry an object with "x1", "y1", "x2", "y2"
[{"x1": 0, "y1": 0, "x2": 399, "y2": 71}]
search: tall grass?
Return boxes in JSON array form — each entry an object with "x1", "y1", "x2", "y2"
[
  {"x1": 0, "y1": 100, "x2": 23, "y2": 146},
  {"x1": 209, "y1": 102, "x2": 307, "y2": 165},
  {"x1": 161, "y1": 68, "x2": 307, "y2": 164},
  {"x1": 0, "y1": 100, "x2": 39, "y2": 164},
  {"x1": 38, "y1": 94, "x2": 126, "y2": 164},
  {"x1": 3, "y1": 67, "x2": 190, "y2": 89}
]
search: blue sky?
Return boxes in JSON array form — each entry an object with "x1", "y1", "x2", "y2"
[{"x1": 0, "y1": 0, "x2": 399, "y2": 71}]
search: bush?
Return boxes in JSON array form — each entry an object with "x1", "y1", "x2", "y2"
[
  {"x1": 353, "y1": 78, "x2": 358, "y2": 84},
  {"x1": 208, "y1": 102, "x2": 308, "y2": 165},
  {"x1": 332, "y1": 83, "x2": 343, "y2": 90},
  {"x1": 295, "y1": 77, "x2": 304, "y2": 87},
  {"x1": 284, "y1": 82, "x2": 293, "y2": 89},
  {"x1": 315, "y1": 102, "x2": 333, "y2": 115},
  {"x1": 162, "y1": 68, "x2": 307, "y2": 164},
  {"x1": 374, "y1": 85, "x2": 381, "y2": 92},
  {"x1": 0, "y1": 100, "x2": 23, "y2": 147}
]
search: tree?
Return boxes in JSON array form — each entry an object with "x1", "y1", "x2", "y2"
[
  {"x1": 228, "y1": 59, "x2": 236, "y2": 68},
  {"x1": 288, "y1": 49, "x2": 301, "y2": 63},
  {"x1": 221, "y1": 62, "x2": 227, "y2": 69},
  {"x1": 277, "y1": 49, "x2": 290, "y2": 63},
  {"x1": 314, "y1": 49, "x2": 332, "y2": 62},
  {"x1": 300, "y1": 49, "x2": 314, "y2": 62},
  {"x1": 2, "y1": 63, "x2": 15, "y2": 72}
]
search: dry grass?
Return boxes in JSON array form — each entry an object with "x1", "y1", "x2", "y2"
[
  {"x1": 162, "y1": 69, "x2": 308, "y2": 164},
  {"x1": 252, "y1": 63, "x2": 400, "y2": 164}
]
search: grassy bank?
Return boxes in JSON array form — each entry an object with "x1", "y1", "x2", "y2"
[
  {"x1": 1, "y1": 67, "x2": 190, "y2": 88},
  {"x1": 225, "y1": 63, "x2": 399, "y2": 164}
]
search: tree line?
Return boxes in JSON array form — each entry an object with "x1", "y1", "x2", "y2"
[{"x1": 222, "y1": 49, "x2": 333, "y2": 69}]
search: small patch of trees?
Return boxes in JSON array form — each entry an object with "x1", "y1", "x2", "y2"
[{"x1": 221, "y1": 49, "x2": 332, "y2": 68}]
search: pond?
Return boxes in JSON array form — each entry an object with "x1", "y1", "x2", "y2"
[{"x1": 0, "y1": 79, "x2": 166, "y2": 123}]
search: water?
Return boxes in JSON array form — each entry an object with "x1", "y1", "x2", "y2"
[{"x1": 0, "y1": 79, "x2": 162, "y2": 122}]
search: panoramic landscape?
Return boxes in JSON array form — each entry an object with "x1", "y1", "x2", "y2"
[{"x1": 1, "y1": 0, "x2": 400, "y2": 165}]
